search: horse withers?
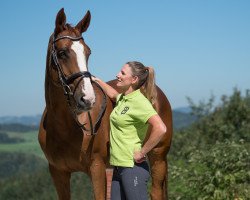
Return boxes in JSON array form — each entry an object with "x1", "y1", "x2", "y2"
[{"x1": 39, "y1": 8, "x2": 172, "y2": 200}]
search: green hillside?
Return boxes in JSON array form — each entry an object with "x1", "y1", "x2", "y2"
[
  {"x1": 0, "y1": 155, "x2": 93, "y2": 200},
  {"x1": 0, "y1": 131, "x2": 94, "y2": 199},
  {"x1": 0, "y1": 131, "x2": 44, "y2": 158}
]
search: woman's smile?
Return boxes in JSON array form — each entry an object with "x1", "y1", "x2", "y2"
[{"x1": 116, "y1": 64, "x2": 135, "y2": 90}]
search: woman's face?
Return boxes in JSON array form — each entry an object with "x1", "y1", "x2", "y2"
[{"x1": 116, "y1": 64, "x2": 136, "y2": 90}]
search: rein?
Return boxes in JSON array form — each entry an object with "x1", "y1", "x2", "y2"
[
  {"x1": 51, "y1": 34, "x2": 107, "y2": 135},
  {"x1": 74, "y1": 81, "x2": 107, "y2": 135}
]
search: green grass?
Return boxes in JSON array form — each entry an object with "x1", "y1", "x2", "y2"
[{"x1": 0, "y1": 131, "x2": 45, "y2": 158}]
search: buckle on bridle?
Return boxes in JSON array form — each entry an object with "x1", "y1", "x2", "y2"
[{"x1": 63, "y1": 84, "x2": 73, "y2": 96}]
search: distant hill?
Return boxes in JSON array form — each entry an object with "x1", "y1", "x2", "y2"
[
  {"x1": 173, "y1": 110, "x2": 196, "y2": 129},
  {"x1": 0, "y1": 115, "x2": 42, "y2": 126},
  {"x1": 0, "y1": 123, "x2": 38, "y2": 132},
  {"x1": 174, "y1": 106, "x2": 192, "y2": 114},
  {"x1": 0, "y1": 107, "x2": 196, "y2": 130},
  {"x1": 0, "y1": 132, "x2": 25, "y2": 143}
]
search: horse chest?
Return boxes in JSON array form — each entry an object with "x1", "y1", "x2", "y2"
[{"x1": 45, "y1": 132, "x2": 93, "y2": 169}]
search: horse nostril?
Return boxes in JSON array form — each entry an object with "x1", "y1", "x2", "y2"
[
  {"x1": 79, "y1": 96, "x2": 86, "y2": 106},
  {"x1": 78, "y1": 96, "x2": 92, "y2": 108},
  {"x1": 81, "y1": 96, "x2": 86, "y2": 103}
]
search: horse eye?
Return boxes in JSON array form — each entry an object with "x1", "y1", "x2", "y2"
[{"x1": 57, "y1": 50, "x2": 67, "y2": 59}]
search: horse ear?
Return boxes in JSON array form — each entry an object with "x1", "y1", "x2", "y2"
[
  {"x1": 76, "y1": 10, "x2": 91, "y2": 33},
  {"x1": 54, "y1": 8, "x2": 66, "y2": 36}
]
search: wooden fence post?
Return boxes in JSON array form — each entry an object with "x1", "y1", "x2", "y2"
[{"x1": 106, "y1": 168, "x2": 113, "y2": 200}]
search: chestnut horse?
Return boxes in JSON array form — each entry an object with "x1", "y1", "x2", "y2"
[{"x1": 39, "y1": 8, "x2": 172, "y2": 200}]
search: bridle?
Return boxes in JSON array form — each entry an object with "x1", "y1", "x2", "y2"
[
  {"x1": 51, "y1": 35, "x2": 91, "y2": 98},
  {"x1": 51, "y1": 34, "x2": 107, "y2": 135}
]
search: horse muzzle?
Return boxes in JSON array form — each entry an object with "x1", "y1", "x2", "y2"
[{"x1": 76, "y1": 95, "x2": 95, "y2": 112}]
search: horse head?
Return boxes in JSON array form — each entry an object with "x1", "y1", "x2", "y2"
[{"x1": 49, "y1": 8, "x2": 95, "y2": 114}]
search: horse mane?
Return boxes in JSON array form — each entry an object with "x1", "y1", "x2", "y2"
[
  {"x1": 65, "y1": 23, "x2": 74, "y2": 30},
  {"x1": 44, "y1": 34, "x2": 53, "y2": 107}
]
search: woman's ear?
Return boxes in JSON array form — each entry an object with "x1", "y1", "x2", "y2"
[{"x1": 132, "y1": 76, "x2": 139, "y2": 85}]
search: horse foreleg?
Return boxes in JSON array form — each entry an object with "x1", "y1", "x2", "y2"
[
  {"x1": 89, "y1": 158, "x2": 107, "y2": 200},
  {"x1": 148, "y1": 152, "x2": 168, "y2": 200},
  {"x1": 49, "y1": 164, "x2": 71, "y2": 200}
]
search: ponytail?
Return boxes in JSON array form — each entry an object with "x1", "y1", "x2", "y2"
[{"x1": 141, "y1": 67, "x2": 157, "y2": 105}]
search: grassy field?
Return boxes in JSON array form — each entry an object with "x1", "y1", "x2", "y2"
[{"x1": 0, "y1": 130, "x2": 45, "y2": 158}]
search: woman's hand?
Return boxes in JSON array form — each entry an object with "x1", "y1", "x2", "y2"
[
  {"x1": 91, "y1": 75, "x2": 118, "y2": 101},
  {"x1": 134, "y1": 150, "x2": 146, "y2": 163},
  {"x1": 91, "y1": 75, "x2": 100, "y2": 82}
]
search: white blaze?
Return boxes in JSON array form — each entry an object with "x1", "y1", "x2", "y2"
[{"x1": 71, "y1": 41, "x2": 95, "y2": 105}]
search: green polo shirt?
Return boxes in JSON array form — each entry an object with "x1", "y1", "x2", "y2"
[{"x1": 109, "y1": 89, "x2": 157, "y2": 167}]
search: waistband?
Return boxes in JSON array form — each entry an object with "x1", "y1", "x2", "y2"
[{"x1": 113, "y1": 161, "x2": 148, "y2": 170}]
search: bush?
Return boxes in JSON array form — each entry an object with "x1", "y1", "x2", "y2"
[
  {"x1": 169, "y1": 141, "x2": 249, "y2": 200},
  {"x1": 169, "y1": 88, "x2": 250, "y2": 199}
]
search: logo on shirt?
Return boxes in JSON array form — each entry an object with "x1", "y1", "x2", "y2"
[{"x1": 121, "y1": 106, "x2": 129, "y2": 114}]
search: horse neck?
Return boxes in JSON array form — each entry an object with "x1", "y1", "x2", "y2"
[
  {"x1": 44, "y1": 64, "x2": 73, "y2": 122},
  {"x1": 47, "y1": 81, "x2": 69, "y2": 112}
]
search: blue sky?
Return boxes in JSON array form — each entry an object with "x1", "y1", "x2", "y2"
[{"x1": 0, "y1": 1, "x2": 249, "y2": 116}]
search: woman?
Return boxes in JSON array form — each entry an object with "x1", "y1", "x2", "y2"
[{"x1": 92, "y1": 61, "x2": 166, "y2": 200}]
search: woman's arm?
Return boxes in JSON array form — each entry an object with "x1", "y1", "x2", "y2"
[
  {"x1": 92, "y1": 76, "x2": 119, "y2": 102},
  {"x1": 134, "y1": 114, "x2": 167, "y2": 163}
]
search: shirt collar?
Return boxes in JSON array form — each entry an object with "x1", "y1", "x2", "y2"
[{"x1": 123, "y1": 89, "x2": 141, "y2": 100}]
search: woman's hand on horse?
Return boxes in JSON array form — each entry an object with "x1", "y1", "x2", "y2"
[
  {"x1": 91, "y1": 75, "x2": 100, "y2": 82},
  {"x1": 133, "y1": 150, "x2": 146, "y2": 163}
]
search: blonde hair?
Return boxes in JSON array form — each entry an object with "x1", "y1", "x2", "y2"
[{"x1": 126, "y1": 61, "x2": 157, "y2": 104}]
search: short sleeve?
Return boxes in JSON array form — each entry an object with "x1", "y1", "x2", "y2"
[
  {"x1": 116, "y1": 94, "x2": 123, "y2": 103},
  {"x1": 132, "y1": 98, "x2": 157, "y2": 124}
]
